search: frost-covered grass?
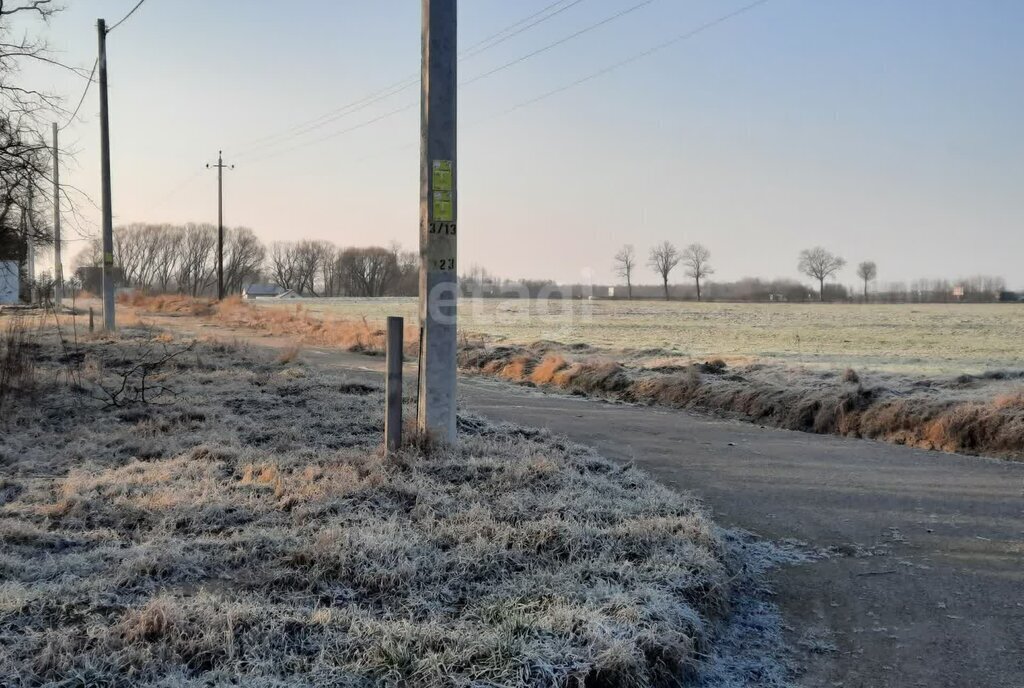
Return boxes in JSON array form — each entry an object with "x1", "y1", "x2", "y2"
[
  {"x1": 459, "y1": 343, "x2": 1024, "y2": 460},
  {"x1": 0, "y1": 326, "x2": 734, "y2": 687},
  {"x1": 252, "y1": 298, "x2": 1024, "y2": 376}
]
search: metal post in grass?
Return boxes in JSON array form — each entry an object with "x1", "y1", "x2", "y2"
[
  {"x1": 417, "y1": 0, "x2": 458, "y2": 443},
  {"x1": 385, "y1": 317, "x2": 404, "y2": 453}
]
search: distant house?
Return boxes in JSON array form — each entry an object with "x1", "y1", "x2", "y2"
[
  {"x1": 243, "y1": 284, "x2": 285, "y2": 299},
  {"x1": 998, "y1": 291, "x2": 1021, "y2": 303}
]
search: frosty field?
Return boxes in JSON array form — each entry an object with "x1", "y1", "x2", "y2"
[
  {"x1": 255, "y1": 298, "x2": 1024, "y2": 376},
  {"x1": 0, "y1": 323, "x2": 746, "y2": 686}
]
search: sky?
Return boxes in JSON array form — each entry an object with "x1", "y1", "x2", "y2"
[{"x1": 15, "y1": 0, "x2": 1024, "y2": 288}]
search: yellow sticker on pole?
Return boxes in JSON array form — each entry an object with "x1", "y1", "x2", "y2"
[
  {"x1": 432, "y1": 160, "x2": 453, "y2": 191},
  {"x1": 432, "y1": 191, "x2": 453, "y2": 221}
]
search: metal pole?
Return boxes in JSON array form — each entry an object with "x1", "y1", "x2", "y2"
[
  {"x1": 97, "y1": 18, "x2": 115, "y2": 330},
  {"x1": 52, "y1": 122, "x2": 62, "y2": 308},
  {"x1": 385, "y1": 316, "x2": 404, "y2": 453},
  {"x1": 207, "y1": 152, "x2": 232, "y2": 299},
  {"x1": 217, "y1": 150, "x2": 224, "y2": 300},
  {"x1": 417, "y1": 0, "x2": 458, "y2": 443}
]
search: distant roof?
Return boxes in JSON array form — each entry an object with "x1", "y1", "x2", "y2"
[{"x1": 243, "y1": 284, "x2": 283, "y2": 296}]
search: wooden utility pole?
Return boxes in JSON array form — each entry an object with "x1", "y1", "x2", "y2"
[
  {"x1": 417, "y1": 0, "x2": 458, "y2": 443},
  {"x1": 207, "y1": 151, "x2": 233, "y2": 300},
  {"x1": 385, "y1": 316, "x2": 404, "y2": 453},
  {"x1": 51, "y1": 122, "x2": 62, "y2": 308},
  {"x1": 97, "y1": 18, "x2": 115, "y2": 330}
]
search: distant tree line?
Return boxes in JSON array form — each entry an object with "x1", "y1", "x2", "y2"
[
  {"x1": 71, "y1": 226, "x2": 1015, "y2": 305},
  {"x1": 73, "y1": 223, "x2": 419, "y2": 298},
  {"x1": 606, "y1": 242, "x2": 1014, "y2": 303}
]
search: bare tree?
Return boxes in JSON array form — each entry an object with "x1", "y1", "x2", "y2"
[
  {"x1": 856, "y1": 261, "x2": 877, "y2": 303},
  {"x1": 390, "y1": 241, "x2": 418, "y2": 296},
  {"x1": 648, "y1": 241, "x2": 680, "y2": 301},
  {"x1": 223, "y1": 227, "x2": 266, "y2": 295},
  {"x1": 269, "y1": 242, "x2": 298, "y2": 292},
  {"x1": 337, "y1": 247, "x2": 399, "y2": 297},
  {"x1": 113, "y1": 224, "x2": 148, "y2": 288},
  {"x1": 176, "y1": 223, "x2": 216, "y2": 296},
  {"x1": 152, "y1": 225, "x2": 183, "y2": 293},
  {"x1": 798, "y1": 247, "x2": 846, "y2": 302},
  {"x1": 1, "y1": 2, "x2": 61, "y2": 266},
  {"x1": 72, "y1": 237, "x2": 102, "y2": 270},
  {"x1": 613, "y1": 245, "x2": 636, "y2": 300},
  {"x1": 292, "y1": 240, "x2": 325, "y2": 296},
  {"x1": 681, "y1": 243, "x2": 714, "y2": 302},
  {"x1": 319, "y1": 244, "x2": 344, "y2": 297}
]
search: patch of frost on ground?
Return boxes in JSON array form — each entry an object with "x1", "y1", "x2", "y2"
[{"x1": 696, "y1": 532, "x2": 826, "y2": 688}]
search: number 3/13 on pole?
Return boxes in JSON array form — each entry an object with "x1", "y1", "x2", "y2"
[{"x1": 417, "y1": 0, "x2": 458, "y2": 443}]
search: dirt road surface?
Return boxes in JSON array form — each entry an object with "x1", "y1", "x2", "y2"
[{"x1": 147, "y1": 317, "x2": 1024, "y2": 687}]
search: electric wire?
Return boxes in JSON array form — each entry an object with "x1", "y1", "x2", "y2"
[
  {"x1": 58, "y1": 0, "x2": 150, "y2": 131},
  {"x1": 460, "y1": 0, "x2": 587, "y2": 59},
  {"x1": 461, "y1": 0, "x2": 656, "y2": 87},
  {"x1": 494, "y1": 0, "x2": 771, "y2": 119},
  {"x1": 106, "y1": 0, "x2": 150, "y2": 33},
  {"x1": 231, "y1": 0, "x2": 592, "y2": 160},
  {"x1": 59, "y1": 57, "x2": 98, "y2": 130},
  {"x1": 240, "y1": 0, "x2": 660, "y2": 165}
]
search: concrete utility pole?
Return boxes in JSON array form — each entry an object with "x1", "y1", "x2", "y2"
[
  {"x1": 97, "y1": 18, "x2": 115, "y2": 330},
  {"x1": 417, "y1": 0, "x2": 458, "y2": 443},
  {"x1": 207, "y1": 151, "x2": 233, "y2": 300},
  {"x1": 52, "y1": 122, "x2": 63, "y2": 308}
]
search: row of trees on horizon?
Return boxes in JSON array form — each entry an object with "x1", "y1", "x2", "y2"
[
  {"x1": 60, "y1": 225, "x2": 1014, "y2": 304},
  {"x1": 610, "y1": 242, "x2": 1011, "y2": 303},
  {"x1": 71, "y1": 223, "x2": 419, "y2": 298}
]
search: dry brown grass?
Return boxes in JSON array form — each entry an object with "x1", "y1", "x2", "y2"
[
  {"x1": 118, "y1": 292, "x2": 216, "y2": 317},
  {"x1": 0, "y1": 326, "x2": 735, "y2": 687},
  {"x1": 460, "y1": 343, "x2": 1024, "y2": 460},
  {"x1": 0, "y1": 316, "x2": 37, "y2": 417},
  {"x1": 215, "y1": 297, "x2": 418, "y2": 357},
  {"x1": 531, "y1": 354, "x2": 568, "y2": 385}
]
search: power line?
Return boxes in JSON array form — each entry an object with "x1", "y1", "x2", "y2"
[
  {"x1": 461, "y1": 0, "x2": 657, "y2": 87},
  {"x1": 348, "y1": 0, "x2": 774, "y2": 165},
  {"x1": 107, "y1": 0, "x2": 150, "y2": 33},
  {"x1": 230, "y1": 0, "x2": 591, "y2": 160},
  {"x1": 59, "y1": 57, "x2": 98, "y2": 130},
  {"x1": 232, "y1": 77, "x2": 419, "y2": 161},
  {"x1": 237, "y1": 0, "x2": 652, "y2": 164},
  {"x1": 494, "y1": 0, "x2": 771, "y2": 119},
  {"x1": 59, "y1": 0, "x2": 149, "y2": 130},
  {"x1": 242, "y1": 101, "x2": 418, "y2": 166},
  {"x1": 460, "y1": 0, "x2": 588, "y2": 59},
  {"x1": 240, "y1": 0, "x2": 768, "y2": 167}
]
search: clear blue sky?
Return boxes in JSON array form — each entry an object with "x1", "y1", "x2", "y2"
[{"x1": 20, "y1": 0, "x2": 1024, "y2": 288}]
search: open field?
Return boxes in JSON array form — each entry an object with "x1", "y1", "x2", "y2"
[
  {"x1": 229, "y1": 298, "x2": 1024, "y2": 459},
  {"x1": 252, "y1": 298, "x2": 1024, "y2": 377},
  {"x1": 0, "y1": 319, "x2": 767, "y2": 687}
]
